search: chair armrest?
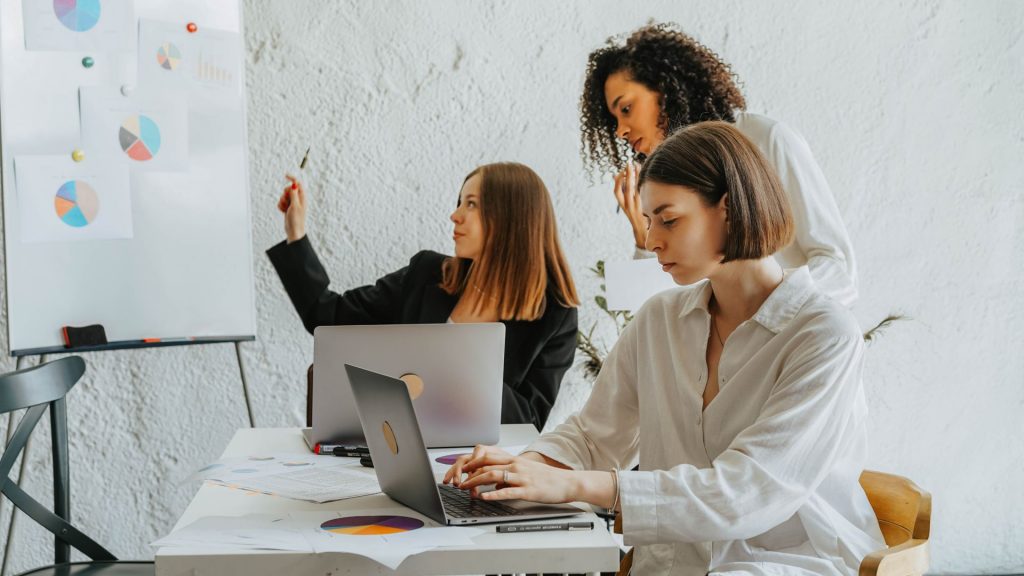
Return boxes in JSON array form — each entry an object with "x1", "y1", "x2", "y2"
[
  {"x1": 614, "y1": 513, "x2": 622, "y2": 534},
  {"x1": 859, "y1": 538, "x2": 929, "y2": 576}
]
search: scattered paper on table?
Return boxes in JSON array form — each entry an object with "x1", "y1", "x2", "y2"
[
  {"x1": 604, "y1": 258, "x2": 679, "y2": 312},
  {"x1": 190, "y1": 452, "x2": 342, "y2": 484},
  {"x1": 22, "y1": 0, "x2": 135, "y2": 52},
  {"x1": 296, "y1": 509, "x2": 483, "y2": 569},
  {"x1": 14, "y1": 155, "x2": 131, "y2": 243},
  {"x1": 212, "y1": 465, "x2": 381, "y2": 503},
  {"x1": 79, "y1": 86, "x2": 188, "y2": 172},
  {"x1": 151, "y1": 514, "x2": 309, "y2": 552}
]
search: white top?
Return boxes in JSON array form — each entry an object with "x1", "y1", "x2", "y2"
[
  {"x1": 526, "y1": 268, "x2": 885, "y2": 575},
  {"x1": 635, "y1": 112, "x2": 859, "y2": 307}
]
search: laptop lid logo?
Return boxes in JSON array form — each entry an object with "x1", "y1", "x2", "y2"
[
  {"x1": 399, "y1": 373, "x2": 425, "y2": 400},
  {"x1": 382, "y1": 421, "x2": 399, "y2": 455}
]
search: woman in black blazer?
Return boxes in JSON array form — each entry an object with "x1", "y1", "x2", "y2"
[{"x1": 268, "y1": 162, "x2": 579, "y2": 431}]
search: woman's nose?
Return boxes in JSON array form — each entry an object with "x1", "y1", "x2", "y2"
[{"x1": 616, "y1": 121, "x2": 630, "y2": 140}]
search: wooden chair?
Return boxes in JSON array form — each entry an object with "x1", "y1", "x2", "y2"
[
  {"x1": 0, "y1": 357, "x2": 154, "y2": 575},
  {"x1": 612, "y1": 470, "x2": 931, "y2": 576}
]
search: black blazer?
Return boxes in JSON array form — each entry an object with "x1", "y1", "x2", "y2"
[{"x1": 267, "y1": 236, "x2": 578, "y2": 430}]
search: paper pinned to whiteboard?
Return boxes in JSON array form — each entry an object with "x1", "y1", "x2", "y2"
[
  {"x1": 79, "y1": 86, "x2": 189, "y2": 172},
  {"x1": 14, "y1": 155, "x2": 132, "y2": 243},
  {"x1": 138, "y1": 19, "x2": 243, "y2": 106},
  {"x1": 22, "y1": 0, "x2": 135, "y2": 52},
  {"x1": 604, "y1": 258, "x2": 678, "y2": 312}
]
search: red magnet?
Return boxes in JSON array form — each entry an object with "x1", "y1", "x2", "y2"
[{"x1": 186, "y1": 22, "x2": 198, "y2": 33}]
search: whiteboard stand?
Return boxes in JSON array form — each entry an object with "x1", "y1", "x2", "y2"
[{"x1": 234, "y1": 342, "x2": 255, "y2": 428}]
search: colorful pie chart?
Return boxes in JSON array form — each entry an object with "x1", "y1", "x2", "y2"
[
  {"x1": 54, "y1": 180, "x2": 99, "y2": 227},
  {"x1": 157, "y1": 43, "x2": 181, "y2": 71},
  {"x1": 320, "y1": 515, "x2": 424, "y2": 535},
  {"x1": 54, "y1": 0, "x2": 101, "y2": 32},
  {"x1": 435, "y1": 453, "x2": 470, "y2": 465},
  {"x1": 119, "y1": 115, "x2": 161, "y2": 161}
]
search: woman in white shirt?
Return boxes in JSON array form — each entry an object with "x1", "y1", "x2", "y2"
[
  {"x1": 445, "y1": 122, "x2": 884, "y2": 575},
  {"x1": 582, "y1": 23, "x2": 858, "y2": 306}
]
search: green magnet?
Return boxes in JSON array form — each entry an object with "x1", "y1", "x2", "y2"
[{"x1": 82, "y1": 56, "x2": 94, "y2": 68}]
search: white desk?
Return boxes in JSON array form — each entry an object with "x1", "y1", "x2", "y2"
[{"x1": 156, "y1": 426, "x2": 620, "y2": 575}]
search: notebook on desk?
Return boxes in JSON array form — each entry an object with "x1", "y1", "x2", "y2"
[
  {"x1": 306, "y1": 323, "x2": 506, "y2": 450},
  {"x1": 345, "y1": 364, "x2": 583, "y2": 526}
]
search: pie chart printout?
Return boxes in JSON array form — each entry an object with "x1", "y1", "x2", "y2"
[
  {"x1": 320, "y1": 515, "x2": 424, "y2": 535},
  {"x1": 54, "y1": 0, "x2": 101, "y2": 32},
  {"x1": 119, "y1": 115, "x2": 162, "y2": 161},
  {"x1": 157, "y1": 43, "x2": 181, "y2": 70},
  {"x1": 54, "y1": 180, "x2": 99, "y2": 227}
]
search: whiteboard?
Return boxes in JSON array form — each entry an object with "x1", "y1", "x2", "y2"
[{"x1": 1, "y1": 0, "x2": 256, "y2": 355}]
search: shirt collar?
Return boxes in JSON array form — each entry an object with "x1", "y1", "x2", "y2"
[{"x1": 676, "y1": 267, "x2": 817, "y2": 334}]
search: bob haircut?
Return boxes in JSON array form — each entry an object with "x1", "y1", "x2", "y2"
[
  {"x1": 639, "y1": 121, "x2": 794, "y2": 262},
  {"x1": 440, "y1": 162, "x2": 579, "y2": 321}
]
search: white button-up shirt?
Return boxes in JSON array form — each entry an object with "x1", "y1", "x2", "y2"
[{"x1": 527, "y1": 268, "x2": 885, "y2": 575}]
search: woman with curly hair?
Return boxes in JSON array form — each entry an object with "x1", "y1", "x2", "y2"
[{"x1": 581, "y1": 23, "x2": 858, "y2": 305}]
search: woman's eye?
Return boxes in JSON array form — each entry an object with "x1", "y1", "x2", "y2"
[
  {"x1": 467, "y1": 201, "x2": 477, "y2": 208},
  {"x1": 622, "y1": 105, "x2": 631, "y2": 114},
  {"x1": 662, "y1": 218, "x2": 677, "y2": 228}
]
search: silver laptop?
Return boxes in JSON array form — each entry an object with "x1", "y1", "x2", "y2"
[
  {"x1": 345, "y1": 364, "x2": 583, "y2": 525},
  {"x1": 304, "y1": 323, "x2": 504, "y2": 449}
]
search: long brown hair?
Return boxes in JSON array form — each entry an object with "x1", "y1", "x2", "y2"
[{"x1": 440, "y1": 163, "x2": 579, "y2": 321}]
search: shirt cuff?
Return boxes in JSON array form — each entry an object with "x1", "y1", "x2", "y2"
[
  {"x1": 521, "y1": 438, "x2": 586, "y2": 471},
  {"x1": 618, "y1": 469, "x2": 658, "y2": 545}
]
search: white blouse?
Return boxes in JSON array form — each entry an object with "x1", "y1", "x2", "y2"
[
  {"x1": 526, "y1": 268, "x2": 885, "y2": 575},
  {"x1": 635, "y1": 112, "x2": 859, "y2": 307}
]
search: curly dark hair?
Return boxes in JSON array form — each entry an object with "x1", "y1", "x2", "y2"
[{"x1": 580, "y1": 23, "x2": 747, "y2": 177}]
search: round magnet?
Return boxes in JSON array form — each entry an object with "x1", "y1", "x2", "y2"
[
  {"x1": 120, "y1": 84, "x2": 134, "y2": 96},
  {"x1": 81, "y1": 56, "x2": 94, "y2": 68},
  {"x1": 186, "y1": 22, "x2": 198, "y2": 33},
  {"x1": 71, "y1": 149, "x2": 85, "y2": 162}
]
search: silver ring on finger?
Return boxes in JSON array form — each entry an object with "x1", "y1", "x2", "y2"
[{"x1": 503, "y1": 469, "x2": 509, "y2": 485}]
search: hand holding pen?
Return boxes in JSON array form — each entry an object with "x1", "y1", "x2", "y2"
[{"x1": 278, "y1": 147, "x2": 311, "y2": 243}]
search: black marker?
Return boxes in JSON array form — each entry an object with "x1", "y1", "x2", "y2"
[{"x1": 496, "y1": 521, "x2": 593, "y2": 533}]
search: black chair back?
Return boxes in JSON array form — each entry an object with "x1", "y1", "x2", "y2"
[{"x1": 0, "y1": 356, "x2": 116, "y2": 564}]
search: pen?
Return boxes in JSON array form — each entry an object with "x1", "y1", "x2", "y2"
[
  {"x1": 496, "y1": 521, "x2": 594, "y2": 533},
  {"x1": 332, "y1": 445, "x2": 370, "y2": 457},
  {"x1": 282, "y1": 146, "x2": 311, "y2": 209},
  {"x1": 314, "y1": 443, "x2": 366, "y2": 455}
]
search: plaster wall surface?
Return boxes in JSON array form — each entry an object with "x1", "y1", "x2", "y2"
[{"x1": 0, "y1": 1, "x2": 1021, "y2": 574}]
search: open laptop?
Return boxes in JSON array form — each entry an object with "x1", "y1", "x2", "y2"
[
  {"x1": 345, "y1": 364, "x2": 583, "y2": 525},
  {"x1": 304, "y1": 323, "x2": 505, "y2": 449}
]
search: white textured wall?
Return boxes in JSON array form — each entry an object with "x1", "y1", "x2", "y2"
[{"x1": 1, "y1": 1, "x2": 1021, "y2": 574}]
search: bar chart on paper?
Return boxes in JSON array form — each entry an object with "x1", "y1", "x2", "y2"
[{"x1": 194, "y1": 51, "x2": 234, "y2": 86}]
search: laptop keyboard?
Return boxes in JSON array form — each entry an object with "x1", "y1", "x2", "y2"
[{"x1": 438, "y1": 483, "x2": 524, "y2": 518}]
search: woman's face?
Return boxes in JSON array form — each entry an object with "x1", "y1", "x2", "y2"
[
  {"x1": 450, "y1": 174, "x2": 485, "y2": 260},
  {"x1": 604, "y1": 70, "x2": 666, "y2": 157},
  {"x1": 641, "y1": 180, "x2": 727, "y2": 285}
]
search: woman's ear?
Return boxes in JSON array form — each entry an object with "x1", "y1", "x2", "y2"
[{"x1": 718, "y1": 194, "x2": 729, "y2": 225}]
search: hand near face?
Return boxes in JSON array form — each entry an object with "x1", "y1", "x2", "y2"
[
  {"x1": 278, "y1": 174, "x2": 306, "y2": 243},
  {"x1": 614, "y1": 161, "x2": 647, "y2": 249},
  {"x1": 442, "y1": 445, "x2": 577, "y2": 504}
]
